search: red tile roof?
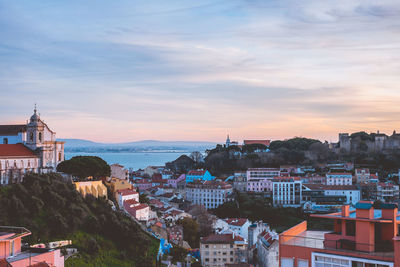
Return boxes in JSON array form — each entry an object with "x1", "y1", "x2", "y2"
[
  {"x1": 123, "y1": 199, "x2": 139, "y2": 207},
  {"x1": 0, "y1": 125, "x2": 26, "y2": 135},
  {"x1": 224, "y1": 218, "x2": 248, "y2": 227},
  {"x1": 117, "y1": 188, "x2": 138, "y2": 196},
  {"x1": 0, "y1": 144, "x2": 38, "y2": 158},
  {"x1": 201, "y1": 233, "x2": 244, "y2": 244},
  {"x1": 244, "y1": 140, "x2": 271, "y2": 146}
]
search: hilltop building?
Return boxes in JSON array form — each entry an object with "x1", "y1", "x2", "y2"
[
  {"x1": 339, "y1": 131, "x2": 400, "y2": 153},
  {"x1": 0, "y1": 107, "x2": 65, "y2": 185},
  {"x1": 74, "y1": 181, "x2": 108, "y2": 198}
]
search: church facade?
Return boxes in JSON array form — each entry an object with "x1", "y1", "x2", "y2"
[{"x1": 0, "y1": 108, "x2": 65, "y2": 185}]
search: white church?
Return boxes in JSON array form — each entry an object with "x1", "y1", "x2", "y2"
[{"x1": 0, "y1": 107, "x2": 65, "y2": 185}]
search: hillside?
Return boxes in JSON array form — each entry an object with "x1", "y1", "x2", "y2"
[{"x1": 0, "y1": 173, "x2": 158, "y2": 266}]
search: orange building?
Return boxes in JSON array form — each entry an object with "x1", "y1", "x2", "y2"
[
  {"x1": 279, "y1": 201, "x2": 400, "y2": 267},
  {"x1": 0, "y1": 226, "x2": 64, "y2": 266}
]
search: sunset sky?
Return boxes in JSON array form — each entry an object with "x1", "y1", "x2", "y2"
[{"x1": 1, "y1": 0, "x2": 400, "y2": 143}]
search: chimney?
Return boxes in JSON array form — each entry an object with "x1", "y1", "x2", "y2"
[
  {"x1": 355, "y1": 201, "x2": 374, "y2": 219},
  {"x1": 341, "y1": 205, "x2": 350, "y2": 217}
]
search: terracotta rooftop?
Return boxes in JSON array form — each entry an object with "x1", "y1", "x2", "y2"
[
  {"x1": 0, "y1": 125, "x2": 26, "y2": 135},
  {"x1": 243, "y1": 140, "x2": 271, "y2": 146},
  {"x1": 117, "y1": 188, "x2": 138, "y2": 196},
  {"x1": 224, "y1": 218, "x2": 248, "y2": 227},
  {"x1": 0, "y1": 144, "x2": 38, "y2": 158},
  {"x1": 201, "y1": 233, "x2": 244, "y2": 244}
]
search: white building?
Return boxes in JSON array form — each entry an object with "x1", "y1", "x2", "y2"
[
  {"x1": 0, "y1": 108, "x2": 65, "y2": 185},
  {"x1": 185, "y1": 180, "x2": 233, "y2": 209},
  {"x1": 272, "y1": 177, "x2": 302, "y2": 207},
  {"x1": 246, "y1": 168, "x2": 280, "y2": 192},
  {"x1": 214, "y1": 218, "x2": 251, "y2": 241},
  {"x1": 117, "y1": 188, "x2": 139, "y2": 209},
  {"x1": 110, "y1": 163, "x2": 129, "y2": 180},
  {"x1": 376, "y1": 182, "x2": 399, "y2": 202},
  {"x1": 322, "y1": 185, "x2": 360, "y2": 205},
  {"x1": 326, "y1": 173, "x2": 353, "y2": 186}
]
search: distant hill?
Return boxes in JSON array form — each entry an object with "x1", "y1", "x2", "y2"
[{"x1": 58, "y1": 138, "x2": 217, "y2": 152}]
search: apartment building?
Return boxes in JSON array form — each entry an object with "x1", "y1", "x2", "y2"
[
  {"x1": 326, "y1": 172, "x2": 353, "y2": 185},
  {"x1": 377, "y1": 182, "x2": 400, "y2": 202},
  {"x1": 272, "y1": 177, "x2": 302, "y2": 207},
  {"x1": 303, "y1": 184, "x2": 361, "y2": 205},
  {"x1": 200, "y1": 233, "x2": 247, "y2": 267},
  {"x1": 185, "y1": 180, "x2": 233, "y2": 209},
  {"x1": 246, "y1": 168, "x2": 280, "y2": 192},
  {"x1": 279, "y1": 201, "x2": 400, "y2": 267},
  {"x1": 355, "y1": 168, "x2": 371, "y2": 184}
]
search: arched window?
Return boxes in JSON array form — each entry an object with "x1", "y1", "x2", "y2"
[
  {"x1": 30, "y1": 132, "x2": 34, "y2": 141},
  {"x1": 58, "y1": 152, "x2": 62, "y2": 162},
  {"x1": 39, "y1": 132, "x2": 42, "y2": 142}
]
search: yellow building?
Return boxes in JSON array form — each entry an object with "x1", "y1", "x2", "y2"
[
  {"x1": 74, "y1": 181, "x2": 108, "y2": 198},
  {"x1": 104, "y1": 177, "x2": 133, "y2": 199}
]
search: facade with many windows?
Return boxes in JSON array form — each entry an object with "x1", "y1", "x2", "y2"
[
  {"x1": 272, "y1": 177, "x2": 302, "y2": 207},
  {"x1": 185, "y1": 180, "x2": 233, "y2": 209},
  {"x1": 246, "y1": 168, "x2": 280, "y2": 192},
  {"x1": 326, "y1": 173, "x2": 353, "y2": 186},
  {"x1": 200, "y1": 233, "x2": 247, "y2": 267}
]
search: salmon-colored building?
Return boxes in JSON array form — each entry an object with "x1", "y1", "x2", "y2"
[
  {"x1": 0, "y1": 226, "x2": 64, "y2": 266},
  {"x1": 279, "y1": 201, "x2": 400, "y2": 267}
]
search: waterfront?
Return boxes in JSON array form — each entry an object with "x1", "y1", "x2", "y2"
[{"x1": 65, "y1": 152, "x2": 188, "y2": 170}]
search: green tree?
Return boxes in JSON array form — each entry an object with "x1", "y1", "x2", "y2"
[
  {"x1": 56, "y1": 156, "x2": 111, "y2": 180},
  {"x1": 177, "y1": 218, "x2": 199, "y2": 248}
]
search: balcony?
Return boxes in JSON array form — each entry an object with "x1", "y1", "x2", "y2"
[{"x1": 280, "y1": 231, "x2": 394, "y2": 261}]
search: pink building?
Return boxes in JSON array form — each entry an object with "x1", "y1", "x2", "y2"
[
  {"x1": 0, "y1": 226, "x2": 64, "y2": 267},
  {"x1": 134, "y1": 179, "x2": 152, "y2": 191},
  {"x1": 167, "y1": 174, "x2": 185, "y2": 188},
  {"x1": 246, "y1": 168, "x2": 280, "y2": 192}
]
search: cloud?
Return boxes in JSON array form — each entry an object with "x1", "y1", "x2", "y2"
[{"x1": 0, "y1": 0, "x2": 399, "y2": 142}]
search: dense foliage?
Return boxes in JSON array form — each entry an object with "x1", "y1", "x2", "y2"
[
  {"x1": 269, "y1": 137, "x2": 321, "y2": 151},
  {"x1": 56, "y1": 156, "x2": 111, "y2": 179},
  {"x1": 201, "y1": 137, "x2": 330, "y2": 176},
  {"x1": 0, "y1": 173, "x2": 158, "y2": 266},
  {"x1": 210, "y1": 193, "x2": 332, "y2": 233}
]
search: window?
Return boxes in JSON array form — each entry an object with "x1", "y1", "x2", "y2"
[
  {"x1": 39, "y1": 132, "x2": 42, "y2": 142},
  {"x1": 298, "y1": 259, "x2": 308, "y2": 267},
  {"x1": 281, "y1": 257, "x2": 294, "y2": 267},
  {"x1": 30, "y1": 132, "x2": 33, "y2": 141},
  {"x1": 2, "y1": 138, "x2": 7, "y2": 144}
]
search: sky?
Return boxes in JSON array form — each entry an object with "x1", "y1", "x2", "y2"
[{"x1": 0, "y1": 0, "x2": 400, "y2": 143}]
